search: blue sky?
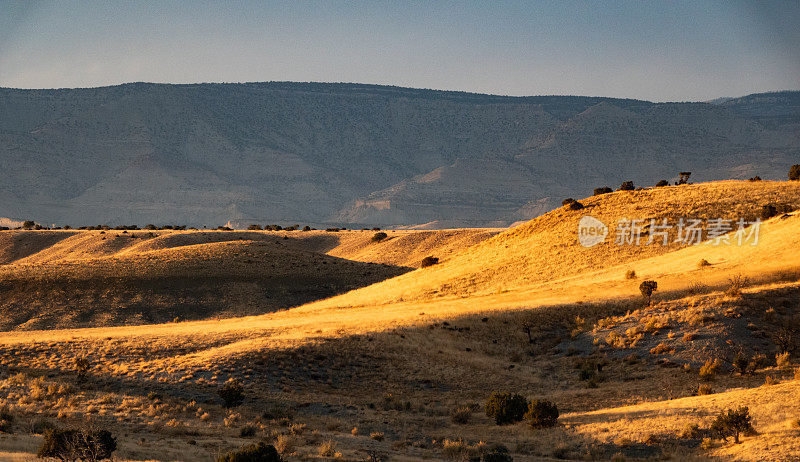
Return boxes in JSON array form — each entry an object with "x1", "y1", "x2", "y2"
[{"x1": 1, "y1": 0, "x2": 798, "y2": 101}]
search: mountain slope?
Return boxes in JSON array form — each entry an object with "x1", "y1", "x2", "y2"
[{"x1": 1, "y1": 83, "x2": 798, "y2": 227}]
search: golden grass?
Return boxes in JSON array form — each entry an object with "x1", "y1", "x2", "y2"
[{"x1": 0, "y1": 180, "x2": 798, "y2": 460}]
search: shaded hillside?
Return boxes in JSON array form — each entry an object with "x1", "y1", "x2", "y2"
[
  {"x1": 0, "y1": 83, "x2": 798, "y2": 227},
  {"x1": 0, "y1": 237, "x2": 409, "y2": 331},
  {"x1": 0, "y1": 227, "x2": 498, "y2": 330}
]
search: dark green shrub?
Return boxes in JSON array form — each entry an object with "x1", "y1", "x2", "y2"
[
  {"x1": 37, "y1": 427, "x2": 117, "y2": 461},
  {"x1": 219, "y1": 379, "x2": 245, "y2": 408},
  {"x1": 677, "y1": 171, "x2": 692, "y2": 185},
  {"x1": 762, "y1": 203, "x2": 795, "y2": 220},
  {"x1": 561, "y1": 198, "x2": 576, "y2": 206},
  {"x1": 639, "y1": 280, "x2": 657, "y2": 299},
  {"x1": 734, "y1": 350, "x2": 752, "y2": 375},
  {"x1": 761, "y1": 204, "x2": 778, "y2": 220},
  {"x1": 22, "y1": 220, "x2": 35, "y2": 230},
  {"x1": 420, "y1": 256, "x2": 439, "y2": 267},
  {"x1": 655, "y1": 180, "x2": 669, "y2": 187},
  {"x1": 483, "y1": 444, "x2": 513, "y2": 462},
  {"x1": 749, "y1": 176, "x2": 761, "y2": 182},
  {"x1": 371, "y1": 232, "x2": 388, "y2": 242},
  {"x1": 710, "y1": 406, "x2": 754, "y2": 443},
  {"x1": 302, "y1": 226, "x2": 311, "y2": 231},
  {"x1": 485, "y1": 392, "x2": 528, "y2": 425},
  {"x1": 217, "y1": 442, "x2": 282, "y2": 462},
  {"x1": 75, "y1": 356, "x2": 90, "y2": 382},
  {"x1": 619, "y1": 181, "x2": 635, "y2": 191},
  {"x1": 239, "y1": 425, "x2": 257, "y2": 437},
  {"x1": 789, "y1": 165, "x2": 800, "y2": 181},
  {"x1": 525, "y1": 399, "x2": 559, "y2": 428},
  {"x1": 567, "y1": 201, "x2": 584, "y2": 210},
  {"x1": 593, "y1": 187, "x2": 613, "y2": 195},
  {"x1": 248, "y1": 224, "x2": 262, "y2": 230}
]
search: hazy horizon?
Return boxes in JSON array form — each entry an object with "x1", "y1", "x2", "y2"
[
  {"x1": 2, "y1": 0, "x2": 799, "y2": 102},
  {"x1": 0, "y1": 79, "x2": 797, "y2": 104}
]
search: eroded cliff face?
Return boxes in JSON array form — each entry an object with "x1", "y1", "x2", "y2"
[{"x1": 1, "y1": 83, "x2": 797, "y2": 228}]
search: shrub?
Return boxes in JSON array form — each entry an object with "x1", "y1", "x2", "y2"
[
  {"x1": 699, "y1": 358, "x2": 721, "y2": 381},
  {"x1": 697, "y1": 259, "x2": 711, "y2": 268},
  {"x1": 734, "y1": 351, "x2": 751, "y2": 375},
  {"x1": 247, "y1": 224, "x2": 262, "y2": 230},
  {"x1": 761, "y1": 204, "x2": 778, "y2": 220},
  {"x1": 420, "y1": 256, "x2": 439, "y2": 267},
  {"x1": 369, "y1": 431, "x2": 384, "y2": 441},
  {"x1": 655, "y1": 180, "x2": 670, "y2": 187},
  {"x1": 239, "y1": 425, "x2": 257, "y2": 437},
  {"x1": 749, "y1": 176, "x2": 762, "y2": 182},
  {"x1": 29, "y1": 417, "x2": 56, "y2": 435},
  {"x1": 625, "y1": 270, "x2": 636, "y2": 279},
  {"x1": 525, "y1": 399, "x2": 559, "y2": 428},
  {"x1": 790, "y1": 165, "x2": 800, "y2": 181},
  {"x1": 451, "y1": 406, "x2": 472, "y2": 424},
  {"x1": 483, "y1": 444, "x2": 513, "y2": 462},
  {"x1": 273, "y1": 435, "x2": 295, "y2": 455},
  {"x1": 593, "y1": 187, "x2": 613, "y2": 195},
  {"x1": 677, "y1": 172, "x2": 692, "y2": 185},
  {"x1": 485, "y1": 392, "x2": 528, "y2": 425},
  {"x1": 217, "y1": 442, "x2": 282, "y2": 462},
  {"x1": 302, "y1": 226, "x2": 311, "y2": 231},
  {"x1": 697, "y1": 384, "x2": 714, "y2": 395},
  {"x1": 567, "y1": 201, "x2": 584, "y2": 210},
  {"x1": 22, "y1": 220, "x2": 36, "y2": 230},
  {"x1": 639, "y1": 280, "x2": 657, "y2": 299},
  {"x1": 371, "y1": 232, "x2": 388, "y2": 242},
  {"x1": 318, "y1": 440, "x2": 338, "y2": 457},
  {"x1": 562, "y1": 198, "x2": 576, "y2": 206},
  {"x1": 75, "y1": 356, "x2": 90, "y2": 382},
  {"x1": 777, "y1": 352, "x2": 791, "y2": 369},
  {"x1": 681, "y1": 423, "x2": 702, "y2": 439},
  {"x1": 0, "y1": 407, "x2": 12, "y2": 433},
  {"x1": 38, "y1": 427, "x2": 117, "y2": 461},
  {"x1": 619, "y1": 181, "x2": 635, "y2": 191},
  {"x1": 710, "y1": 406, "x2": 754, "y2": 444},
  {"x1": 725, "y1": 275, "x2": 748, "y2": 297},
  {"x1": 218, "y1": 379, "x2": 245, "y2": 408}
]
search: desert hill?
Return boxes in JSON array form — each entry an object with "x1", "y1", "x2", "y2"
[
  {"x1": 0, "y1": 228, "x2": 499, "y2": 330},
  {"x1": 311, "y1": 180, "x2": 800, "y2": 309},
  {"x1": 0, "y1": 180, "x2": 798, "y2": 460},
  {"x1": 1, "y1": 83, "x2": 798, "y2": 227}
]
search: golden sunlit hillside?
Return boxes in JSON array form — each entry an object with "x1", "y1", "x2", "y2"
[{"x1": 0, "y1": 180, "x2": 799, "y2": 461}]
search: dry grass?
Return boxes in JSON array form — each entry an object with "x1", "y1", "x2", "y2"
[{"x1": 0, "y1": 180, "x2": 798, "y2": 461}]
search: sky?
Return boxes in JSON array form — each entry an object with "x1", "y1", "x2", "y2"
[{"x1": 0, "y1": 0, "x2": 798, "y2": 102}]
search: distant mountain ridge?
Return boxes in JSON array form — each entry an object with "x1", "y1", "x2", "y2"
[{"x1": 0, "y1": 83, "x2": 797, "y2": 227}]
